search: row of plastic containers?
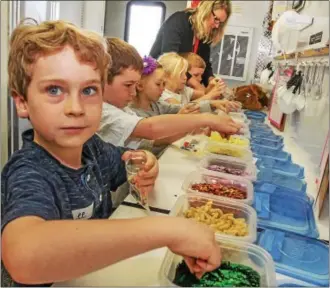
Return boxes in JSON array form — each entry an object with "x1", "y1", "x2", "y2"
[
  {"x1": 159, "y1": 110, "x2": 329, "y2": 287},
  {"x1": 247, "y1": 111, "x2": 328, "y2": 287}
]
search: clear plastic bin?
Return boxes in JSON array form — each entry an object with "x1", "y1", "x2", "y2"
[
  {"x1": 229, "y1": 112, "x2": 249, "y2": 124},
  {"x1": 206, "y1": 140, "x2": 253, "y2": 160},
  {"x1": 198, "y1": 154, "x2": 257, "y2": 181},
  {"x1": 159, "y1": 236, "x2": 277, "y2": 287},
  {"x1": 170, "y1": 194, "x2": 257, "y2": 242},
  {"x1": 182, "y1": 170, "x2": 254, "y2": 205},
  {"x1": 208, "y1": 132, "x2": 250, "y2": 147}
]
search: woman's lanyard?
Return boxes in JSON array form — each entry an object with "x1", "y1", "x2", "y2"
[{"x1": 193, "y1": 36, "x2": 200, "y2": 54}]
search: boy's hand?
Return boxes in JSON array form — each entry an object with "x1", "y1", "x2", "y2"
[
  {"x1": 178, "y1": 103, "x2": 200, "y2": 114},
  {"x1": 205, "y1": 82, "x2": 226, "y2": 100},
  {"x1": 204, "y1": 113, "x2": 242, "y2": 135},
  {"x1": 122, "y1": 150, "x2": 159, "y2": 196},
  {"x1": 168, "y1": 217, "x2": 221, "y2": 279},
  {"x1": 210, "y1": 100, "x2": 229, "y2": 113},
  {"x1": 222, "y1": 100, "x2": 242, "y2": 112}
]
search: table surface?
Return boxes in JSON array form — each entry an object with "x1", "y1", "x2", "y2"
[{"x1": 54, "y1": 119, "x2": 329, "y2": 286}]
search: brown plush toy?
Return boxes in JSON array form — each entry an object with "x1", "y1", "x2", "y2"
[{"x1": 233, "y1": 84, "x2": 269, "y2": 111}]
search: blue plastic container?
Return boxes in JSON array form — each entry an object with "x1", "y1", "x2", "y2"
[
  {"x1": 257, "y1": 229, "x2": 328, "y2": 286},
  {"x1": 256, "y1": 158, "x2": 304, "y2": 179},
  {"x1": 250, "y1": 129, "x2": 275, "y2": 137},
  {"x1": 257, "y1": 168, "x2": 307, "y2": 193},
  {"x1": 245, "y1": 112, "x2": 267, "y2": 121},
  {"x1": 253, "y1": 191, "x2": 318, "y2": 237},
  {"x1": 250, "y1": 122, "x2": 268, "y2": 128},
  {"x1": 252, "y1": 140, "x2": 284, "y2": 151},
  {"x1": 252, "y1": 146, "x2": 291, "y2": 162},
  {"x1": 244, "y1": 110, "x2": 267, "y2": 118},
  {"x1": 251, "y1": 134, "x2": 284, "y2": 144},
  {"x1": 278, "y1": 283, "x2": 308, "y2": 287},
  {"x1": 253, "y1": 181, "x2": 312, "y2": 202},
  {"x1": 250, "y1": 126, "x2": 273, "y2": 133}
]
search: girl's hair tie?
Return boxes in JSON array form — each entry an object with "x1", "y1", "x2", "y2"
[{"x1": 142, "y1": 56, "x2": 158, "y2": 75}]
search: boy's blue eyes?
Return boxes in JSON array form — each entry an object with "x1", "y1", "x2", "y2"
[
  {"x1": 82, "y1": 87, "x2": 97, "y2": 96},
  {"x1": 48, "y1": 86, "x2": 62, "y2": 96},
  {"x1": 46, "y1": 86, "x2": 97, "y2": 96}
]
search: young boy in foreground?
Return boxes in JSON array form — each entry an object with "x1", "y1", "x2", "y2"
[{"x1": 1, "y1": 20, "x2": 221, "y2": 286}]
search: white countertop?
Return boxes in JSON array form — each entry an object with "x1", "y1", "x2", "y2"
[{"x1": 54, "y1": 206, "x2": 167, "y2": 287}]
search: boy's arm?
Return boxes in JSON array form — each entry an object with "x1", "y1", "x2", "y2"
[
  {"x1": 2, "y1": 215, "x2": 175, "y2": 284},
  {"x1": 2, "y1": 177, "x2": 220, "y2": 285},
  {"x1": 2, "y1": 165, "x2": 220, "y2": 285}
]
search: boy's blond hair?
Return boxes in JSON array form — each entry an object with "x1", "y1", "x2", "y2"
[
  {"x1": 180, "y1": 52, "x2": 206, "y2": 70},
  {"x1": 8, "y1": 18, "x2": 111, "y2": 100},
  {"x1": 157, "y1": 52, "x2": 188, "y2": 80},
  {"x1": 105, "y1": 37, "x2": 144, "y2": 83}
]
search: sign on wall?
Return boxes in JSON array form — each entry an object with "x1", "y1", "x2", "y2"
[{"x1": 212, "y1": 26, "x2": 254, "y2": 81}]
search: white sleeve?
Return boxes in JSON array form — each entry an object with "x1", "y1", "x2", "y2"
[
  {"x1": 97, "y1": 104, "x2": 143, "y2": 147},
  {"x1": 159, "y1": 90, "x2": 174, "y2": 102},
  {"x1": 183, "y1": 86, "x2": 194, "y2": 102}
]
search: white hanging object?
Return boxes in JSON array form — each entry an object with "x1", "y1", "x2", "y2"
[{"x1": 272, "y1": 10, "x2": 314, "y2": 52}]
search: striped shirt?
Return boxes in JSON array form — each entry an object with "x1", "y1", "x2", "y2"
[{"x1": 1, "y1": 129, "x2": 128, "y2": 286}]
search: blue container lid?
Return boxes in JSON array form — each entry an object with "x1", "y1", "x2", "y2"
[
  {"x1": 256, "y1": 158, "x2": 304, "y2": 179},
  {"x1": 250, "y1": 126, "x2": 272, "y2": 132},
  {"x1": 257, "y1": 229, "x2": 328, "y2": 286},
  {"x1": 251, "y1": 130, "x2": 275, "y2": 137},
  {"x1": 245, "y1": 114, "x2": 267, "y2": 121},
  {"x1": 257, "y1": 168, "x2": 307, "y2": 193},
  {"x1": 253, "y1": 181, "x2": 313, "y2": 203},
  {"x1": 252, "y1": 140, "x2": 284, "y2": 151},
  {"x1": 253, "y1": 191, "x2": 318, "y2": 237},
  {"x1": 251, "y1": 134, "x2": 284, "y2": 144},
  {"x1": 244, "y1": 110, "x2": 267, "y2": 117},
  {"x1": 252, "y1": 146, "x2": 291, "y2": 162},
  {"x1": 278, "y1": 284, "x2": 308, "y2": 287},
  {"x1": 250, "y1": 119, "x2": 266, "y2": 126}
]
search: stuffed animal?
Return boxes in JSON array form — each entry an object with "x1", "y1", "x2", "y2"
[{"x1": 233, "y1": 84, "x2": 269, "y2": 111}]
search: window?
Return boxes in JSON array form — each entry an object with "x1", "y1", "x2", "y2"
[{"x1": 125, "y1": 1, "x2": 166, "y2": 57}]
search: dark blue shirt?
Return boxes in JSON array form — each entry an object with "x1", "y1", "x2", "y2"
[{"x1": 1, "y1": 129, "x2": 128, "y2": 286}]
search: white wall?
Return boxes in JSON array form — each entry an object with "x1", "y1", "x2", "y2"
[
  {"x1": 281, "y1": 0, "x2": 329, "y2": 173},
  {"x1": 58, "y1": 1, "x2": 83, "y2": 27},
  {"x1": 104, "y1": 1, "x2": 187, "y2": 39},
  {"x1": 214, "y1": 1, "x2": 269, "y2": 87}
]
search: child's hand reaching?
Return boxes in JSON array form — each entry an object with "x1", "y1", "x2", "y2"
[
  {"x1": 122, "y1": 150, "x2": 159, "y2": 196},
  {"x1": 205, "y1": 82, "x2": 226, "y2": 100},
  {"x1": 203, "y1": 113, "x2": 242, "y2": 136},
  {"x1": 222, "y1": 100, "x2": 242, "y2": 112},
  {"x1": 168, "y1": 217, "x2": 221, "y2": 279},
  {"x1": 178, "y1": 103, "x2": 200, "y2": 114}
]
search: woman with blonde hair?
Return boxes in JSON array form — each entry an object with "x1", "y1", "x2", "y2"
[{"x1": 150, "y1": 0, "x2": 231, "y2": 88}]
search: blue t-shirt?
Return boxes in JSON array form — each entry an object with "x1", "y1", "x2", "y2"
[{"x1": 1, "y1": 129, "x2": 128, "y2": 286}]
